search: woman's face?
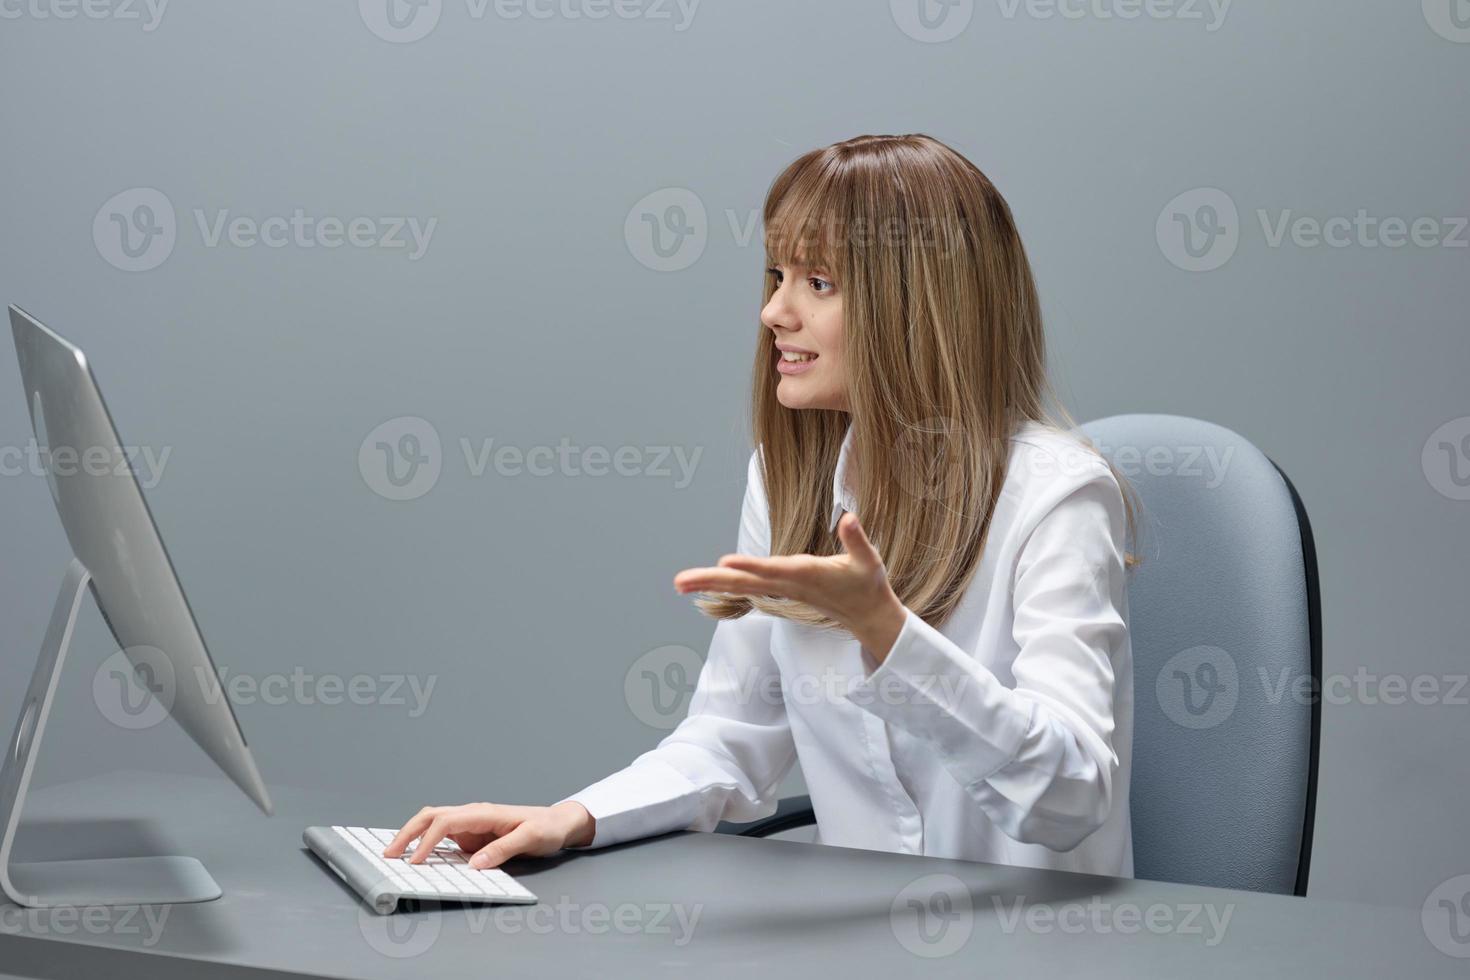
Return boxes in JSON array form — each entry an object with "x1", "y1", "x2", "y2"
[{"x1": 761, "y1": 261, "x2": 848, "y2": 412}]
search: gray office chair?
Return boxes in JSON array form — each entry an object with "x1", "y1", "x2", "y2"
[{"x1": 717, "y1": 414, "x2": 1320, "y2": 898}]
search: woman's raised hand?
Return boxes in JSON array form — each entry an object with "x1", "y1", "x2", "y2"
[{"x1": 674, "y1": 512, "x2": 908, "y2": 661}]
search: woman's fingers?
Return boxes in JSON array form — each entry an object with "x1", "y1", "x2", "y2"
[
  {"x1": 384, "y1": 804, "x2": 516, "y2": 864},
  {"x1": 714, "y1": 553, "x2": 806, "y2": 579},
  {"x1": 448, "y1": 831, "x2": 493, "y2": 853},
  {"x1": 383, "y1": 807, "x2": 440, "y2": 858},
  {"x1": 837, "y1": 513, "x2": 883, "y2": 568},
  {"x1": 469, "y1": 823, "x2": 539, "y2": 870},
  {"x1": 406, "y1": 810, "x2": 472, "y2": 864},
  {"x1": 674, "y1": 566, "x2": 786, "y2": 598}
]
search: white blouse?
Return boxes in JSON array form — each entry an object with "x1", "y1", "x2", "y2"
[{"x1": 563, "y1": 420, "x2": 1134, "y2": 878}]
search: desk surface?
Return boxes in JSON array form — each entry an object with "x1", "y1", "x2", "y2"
[{"x1": 0, "y1": 770, "x2": 1457, "y2": 979}]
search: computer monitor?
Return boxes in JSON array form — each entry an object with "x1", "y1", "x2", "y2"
[{"x1": 0, "y1": 305, "x2": 271, "y2": 908}]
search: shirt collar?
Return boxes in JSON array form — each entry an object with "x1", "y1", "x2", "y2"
[{"x1": 829, "y1": 423, "x2": 858, "y2": 531}]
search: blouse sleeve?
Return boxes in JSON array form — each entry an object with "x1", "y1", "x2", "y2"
[
  {"x1": 558, "y1": 449, "x2": 799, "y2": 848},
  {"x1": 842, "y1": 460, "x2": 1129, "y2": 852}
]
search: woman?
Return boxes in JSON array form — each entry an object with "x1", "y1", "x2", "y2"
[{"x1": 385, "y1": 133, "x2": 1140, "y2": 879}]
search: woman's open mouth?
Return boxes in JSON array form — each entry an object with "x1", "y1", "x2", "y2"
[{"x1": 776, "y1": 350, "x2": 818, "y2": 375}]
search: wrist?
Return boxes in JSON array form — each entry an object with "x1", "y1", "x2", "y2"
[
  {"x1": 551, "y1": 800, "x2": 595, "y2": 848},
  {"x1": 853, "y1": 589, "x2": 907, "y2": 664}
]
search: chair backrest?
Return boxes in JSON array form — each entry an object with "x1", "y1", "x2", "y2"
[{"x1": 1080, "y1": 414, "x2": 1319, "y2": 896}]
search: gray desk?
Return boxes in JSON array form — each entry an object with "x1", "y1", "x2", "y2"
[{"x1": 0, "y1": 770, "x2": 1456, "y2": 978}]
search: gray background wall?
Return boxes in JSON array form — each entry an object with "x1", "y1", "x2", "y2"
[{"x1": 0, "y1": 0, "x2": 1465, "y2": 913}]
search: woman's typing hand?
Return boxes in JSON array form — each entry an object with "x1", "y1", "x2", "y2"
[{"x1": 383, "y1": 801, "x2": 594, "y2": 869}]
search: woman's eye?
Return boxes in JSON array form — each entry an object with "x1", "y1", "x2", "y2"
[
  {"x1": 766, "y1": 267, "x2": 783, "y2": 285},
  {"x1": 809, "y1": 277, "x2": 833, "y2": 293}
]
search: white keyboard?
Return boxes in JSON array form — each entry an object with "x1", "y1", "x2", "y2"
[{"x1": 303, "y1": 825, "x2": 538, "y2": 915}]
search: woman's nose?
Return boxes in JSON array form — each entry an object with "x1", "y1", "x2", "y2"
[{"x1": 761, "y1": 293, "x2": 795, "y2": 332}]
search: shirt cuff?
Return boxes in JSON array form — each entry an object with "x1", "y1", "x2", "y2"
[
  {"x1": 556, "y1": 757, "x2": 701, "y2": 850},
  {"x1": 844, "y1": 608, "x2": 1035, "y2": 788}
]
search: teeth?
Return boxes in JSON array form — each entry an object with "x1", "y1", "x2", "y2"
[{"x1": 781, "y1": 351, "x2": 816, "y2": 362}]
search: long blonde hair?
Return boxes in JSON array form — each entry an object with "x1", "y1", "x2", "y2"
[{"x1": 699, "y1": 133, "x2": 1140, "y2": 629}]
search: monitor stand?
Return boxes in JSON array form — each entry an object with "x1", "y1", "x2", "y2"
[{"x1": 0, "y1": 558, "x2": 222, "y2": 907}]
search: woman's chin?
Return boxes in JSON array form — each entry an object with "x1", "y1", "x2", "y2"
[{"x1": 776, "y1": 379, "x2": 841, "y2": 412}]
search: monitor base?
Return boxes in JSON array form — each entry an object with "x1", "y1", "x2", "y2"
[
  {"x1": 0, "y1": 559, "x2": 224, "y2": 909},
  {"x1": 7, "y1": 856, "x2": 222, "y2": 907}
]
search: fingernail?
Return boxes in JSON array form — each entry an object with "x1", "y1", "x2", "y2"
[{"x1": 471, "y1": 856, "x2": 487, "y2": 869}]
